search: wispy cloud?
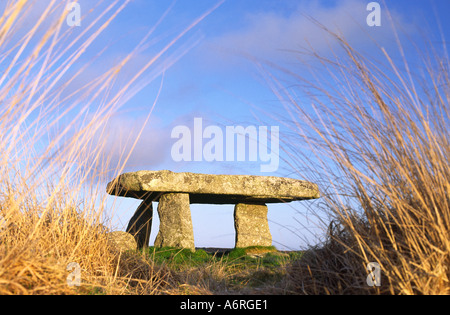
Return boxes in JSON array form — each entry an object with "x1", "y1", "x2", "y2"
[
  {"x1": 96, "y1": 114, "x2": 171, "y2": 173},
  {"x1": 204, "y1": 0, "x2": 412, "y2": 64}
]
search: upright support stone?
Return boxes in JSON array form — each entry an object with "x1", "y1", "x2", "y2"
[
  {"x1": 126, "y1": 199, "x2": 153, "y2": 249},
  {"x1": 234, "y1": 203, "x2": 272, "y2": 248},
  {"x1": 154, "y1": 193, "x2": 195, "y2": 251}
]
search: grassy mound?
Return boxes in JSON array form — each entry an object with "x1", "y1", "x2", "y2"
[{"x1": 141, "y1": 246, "x2": 303, "y2": 294}]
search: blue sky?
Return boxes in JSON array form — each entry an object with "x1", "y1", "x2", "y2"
[
  {"x1": 32, "y1": 0, "x2": 448, "y2": 250},
  {"x1": 95, "y1": 0, "x2": 449, "y2": 171}
]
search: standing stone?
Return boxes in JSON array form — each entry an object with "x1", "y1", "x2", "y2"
[
  {"x1": 234, "y1": 203, "x2": 272, "y2": 248},
  {"x1": 154, "y1": 193, "x2": 195, "y2": 251},
  {"x1": 126, "y1": 199, "x2": 153, "y2": 249}
]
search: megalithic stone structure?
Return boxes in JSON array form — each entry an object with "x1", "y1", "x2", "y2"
[{"x1": 107, "y1": 170, "x2": 320, "y2": 250}]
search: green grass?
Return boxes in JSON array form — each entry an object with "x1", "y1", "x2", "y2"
[
  {"x1": 141, "y1": 246, "x2": 304, "y2": 294},
  {"x1": 145, "y1": 247, "x2": 212, "y2": 267},
  {"x1": 144, "y1": 246, "x2": 300, "y2": 267}
]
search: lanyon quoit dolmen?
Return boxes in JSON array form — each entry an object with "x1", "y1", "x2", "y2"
[{"x1": 107, "y1": 170, "x2": 320, "y2": 250}]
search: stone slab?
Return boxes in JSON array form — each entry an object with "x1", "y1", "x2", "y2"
[{"x1": 107, "y1": 170, "x2": 320, "y2": 204}]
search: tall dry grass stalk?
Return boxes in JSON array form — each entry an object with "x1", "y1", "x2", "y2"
[
  {"x1": 0, "y1": 0, "x2": 220, "y2": 294},
  {"x1": 267, "y1": 26, "x2": 449, "y2": 294}
]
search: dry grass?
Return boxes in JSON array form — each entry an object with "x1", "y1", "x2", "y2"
[
  {"x1": 0, "y1": 0, "x2": 221, "y2": 295},
  {"x1": 266, "y1": 23, "x2": 449, "y2": 294}
]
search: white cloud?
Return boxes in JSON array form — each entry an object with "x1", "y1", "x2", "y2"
[
  {"x1": 205, "y1": 0, "x2": 412, "y2": 64},
  {"x1": 96, "y1": 114, "x2": 171, "y2": 173},
  {"x1": 90, "y1": 111, "x2": 217, "y2": 176}
]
